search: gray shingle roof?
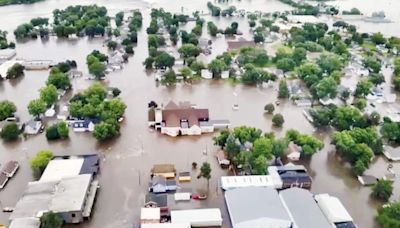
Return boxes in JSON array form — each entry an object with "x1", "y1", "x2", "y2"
[{"x1": 280, "y1": 188, "x2": 331, "y2": 228}]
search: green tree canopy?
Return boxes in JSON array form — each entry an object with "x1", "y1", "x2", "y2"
[
  {"x1": 30, "y1": 150, "x2": 53, "y2": 176},
  {"x1": 0, "y1": 100, "x2": 17, "y2": 121}
]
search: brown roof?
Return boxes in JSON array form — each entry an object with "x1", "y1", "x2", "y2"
[
  {"x1": 152, "y1": 164, "x2": 176, "y2": 174},
  {"x1": 164, "y1": 101, "x2": 179, "y2": 110},
  {"x1": 148, "y1": 109, "x2": 156, "y2": 122},
  {"x1": 163, "y1": 108, "x2": 209, "y2": 128},
  {"x1": 227, "y1": 40, "x2": 256, "y2": 50},
  {"x1": 2, "y1": 161, "x2": 19, "y2": 177}
]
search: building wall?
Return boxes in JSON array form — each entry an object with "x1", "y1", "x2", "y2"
[
  {"x1": 161, "y1": 127, "x2": 180, "y2": 137},
  {"x1": 59, "y1": 210, "x2": 83, "y2": 224},
  {"x1": 200, "y1": 125, "x2": 214, "y2": 133}
]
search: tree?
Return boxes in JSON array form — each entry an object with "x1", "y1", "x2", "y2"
[
  {"x1": 199, "y1": 162, "x2": 211, "y2": 190},
  {"x1": 213, "y1": 129, "x2": 230, "y2": 148},
  {"x1": 380, "y1": 119, "x2": 400, "y2": 142},
  {"x1": 40, "y1": 211, "x2": 63, "y2": 228},
  {"x1": 107, "y1": 40, "x2": 118, "y2": 50},
  {"x1": 252, "y1": 155, "x2": 267, "y2": 175},
  {"x1": 272, "y1": 138, "x2": 288, "y2": 163},
  {"x1": 272, "y1": 114, "x2": 284, "y2": 127},
  {"x1": 354, "y1": 98, "x2": 367, "y2": 110},
  {"x1": 6, "y1": 63, "x2": 24, "y2": 79},
  {"x1": 178, "y1": 43, "x2": 201, "y2": 59},
  {"x1": 144, "y1": 57, "x2": 154, "y2": 69},
  {"x1": 0, "y1": 100, "x2": 17, "y2": 121},
  {"x1": 286, "y1": 129, "x2": 324, "y2": 156},
  {"x1": 363, "y1": 56, "x2": 381, "y2": 73},
  {"x1": 317, "y1": 54, "x2": 343, "y2": 74},
  {"x1": 30, "y1": 150, "x2": 53, "y2": 176},
  {"x1": 40, "y1": 85, "x2": 58, "y2": 107},
  {"x1": 155, "y1": 52, "x2": 175, "y2": 69},
  {"x1": 377, "y1": 202, "x2": 400, "y2": 228},
  {"x1": 278, "y1": 80, "x2": 290, "y2": 98},
  {"x1": 88, "y1": 61, "x2": 106, "y2": 79},
  {"x1": 264, "y1": 103, "x2": 275, "y2": 114},
  {"x1": 93, "y1": 120, "x2": 120, "y2": 141},
  {"x1": 207, "y1": 21, "x2": 218, "y2": 36},
  {"x1": 0, "y1": 123, "x2": 20, "y2": 141},
  {"x1": 292, "y1": 47, "x2": 306, "y2": 64},
  {"x1": 28, "y1": 99, "x2": 46, "y2": 118},
  {"x1": 47, "y1": 72, "x2": 71, "y2": 90},
  {"x1": 371, "y1": 32, "x2": 386, "y2": 45},
  {"x1": 332, "y1": 106, "x2": 367, "y2": 130},
  {"x1": 276, "y1": 58, "x2": 295, "y2": 72},
  {"x1": 161, "y1": 70, "x2": 177, "y2": 86},
  {"x1": 311, "y1": 76, "x2": 337, "y2": 99},
  {"x1": 253, "y1": 137, "x2": 273, "y2": 159},
  {"x1": 372, "y1": 180, "x2": 393, "y2": 202},
  {"x1": 208, "y1": 59, "x2": 226, "y2": 78},
  {"x1": 369, "y1": 111, "x2": 381, "y2": 125},
  {"x1": 309, "y1": 107, "x2": 333, "y2": 127},
  {"x1": 125, "y1": 45, "x2": 134, "y2": 54},
  {"x1": 354, "y1": 80, "x2": 373, "y2": 98}
]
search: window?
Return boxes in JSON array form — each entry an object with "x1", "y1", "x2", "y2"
[{"x1": 71, "y1": 213, "x2": 76, "y2": 218}]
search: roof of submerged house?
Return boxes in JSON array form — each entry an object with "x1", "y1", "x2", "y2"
[
  {"x1": 162, "y1": 106, "x2": 209, "y2": 128},
  {"x1": 227, "y1": 39, "x2": 256, "y2": 50}
]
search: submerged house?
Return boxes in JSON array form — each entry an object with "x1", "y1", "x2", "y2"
[{"x1": 148, "y1": 101, "x2": 230, "y2": 137}]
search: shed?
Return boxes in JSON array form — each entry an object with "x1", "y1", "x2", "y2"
[
  {"x1": 287, "y1": 142, "x2": 301, "y2": 161},
  {"x1": 225, "y1": 187, "x2": 292, "y2": 228},
  {"x1": 178, "y1": 172, "x2": 191, "y2": 182},
  {"x1": 151, "y1": 164, "x2": 176, "y2": 178},
  {"x1": 215, "y1": 150, "x2": 230, "y2": 168},
  {"x1": 314, "y1": 194, "x2": 355, "y2": 226},
  {"x1": 141, "y1": 207, "x2": 160, "y2": 224},
  {"x1": 24, "y1": 120, "x2": 43, "y2": 135},
  {"x1": 2, "y1": 161, "x2": 19, "y2": 178},
  {"x1": 171, "y1": 208, "x2": 222, "y2": 227}
]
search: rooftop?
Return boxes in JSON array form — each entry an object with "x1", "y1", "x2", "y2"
[
  {"x1": 152, "y1": 164, "x2": 176, "y2": 174},
  {"x1": 225, "y1": 187, "x2": 292, "y2": 228},
  {"x1": 10, "y1": 174, "x2": 93, "y2": 221},
  {"x1": 279, "y1": 188, "x2": 331, "y2": 228},
  {"x1": 39, "y1": 158, "x2": 84, "y2": 182}
]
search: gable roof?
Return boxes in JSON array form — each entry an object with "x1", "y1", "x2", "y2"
[
  {"x1": 145, "y1": 193, "x2": 168, "y2": 208},
  {"x1": 225, "y1": 187, "x2": 292, "y2": 228},
  {"x1": 162, "y1": 109, "x2": 209, "y2": 127},
  {"x1": 279, "y1": 188, "x2": 331, "y2": 228}
]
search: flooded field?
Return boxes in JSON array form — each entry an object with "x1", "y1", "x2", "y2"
[{"x1": 0, "y1": 0, "x2": 399, "y2": 228}]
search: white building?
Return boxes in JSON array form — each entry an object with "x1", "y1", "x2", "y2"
[
  {"x1": 315, "y1": 194, "x2": 356, "y2": 227},
  {"x1": 171, "y1": 208, "x2": 222, "y2": 227},
  {"x1": 220, "y1": 175, "x2": 282, "y2": 191}
]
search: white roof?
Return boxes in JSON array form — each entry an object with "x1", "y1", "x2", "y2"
[
  {"x1": 141, "y1": 223, "x2": 190, "y2": 228},
  {"x1": 174, "y1": 192, "x2": 191, "y2": 201},
  {"x1": 39, "y1": 158, "x2": 84, "y2": 182},
  {"x1": 314, "y1": 194, "x2": 353, "y2": 223},
  {"x1": 221, "y1": 175, "x2": 282, "y2": 190},
  {"x1": 141, "y1": 207, "x2": 160, "y2": 221},
  {"x1": 171, "y1": 208, "x2": 222, "y2": 227}
]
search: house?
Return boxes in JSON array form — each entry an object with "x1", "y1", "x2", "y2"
[
  {"x1": 2, "y1": 161, "x2": 19, "y2": 178},
  {"x1": 315, "y1": 194, "x2": 357, "y2": 228},
  {"x1": 151, "y1": 164, "x2": 176, "y2": 179},
  {"x1": 141, "y1": 207, "x2": 160, "y2": 224},
  {"x1": 215, "y1": 150, "x2": 230, "y2": 168},
  {"x1": 141, "y1": 223, "x2": 190, "y2": 228},
  {"x1": 145, "y1": 193, "x2": 169, "y2": 216},
  {"x1": 171, "y1": 208, "x2": 223, "y2": 227},
  {"x1": 279, "y1": 188, "x2": 331, "y2": 228},
  {"x1": 24, "y1": 119, "x2": 43, "y2": 135},
  {"x1": 383, "y1": 145, "x2": 400, "y2": 161},
  {"x1": 10, "y1": 174, "x2": 99, "y2": 224},
  {"x1": 149, "y1": 176, "x2": 177, "y2": 193},
  {"x1": 357, "y1": 175, "x2": 378, "y2": 186},
  {"x1": 227, "y1": 39, "x2": 256, "y2": 51},
  {"x1": 150, "y1": 101, "x2": 230, "y2": 137},
  {"x1": 225, "y1": 187, "x2": 292, "y2": 228},
  {"x1": 286, "y1": 142, "x2": 302, "y2": 161},
  {"x1": 220, "y1": 175, "x2": 282, "y2": 191},
  {"x1": 22, "y1": 60, "x2": 54, "y2": 70},
  {"x1": 72, "y1": 119, "x2": 95, "y2": 132},
  {"x1": 201, "y1": 69, "x2": 212, "y2": 79},
  {"x1": 268, "y1": 165, "x2": 312, "y2": 189}
]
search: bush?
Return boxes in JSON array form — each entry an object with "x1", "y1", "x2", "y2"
[
  {"x1": 0, "y1": 123, "x2": 20, "y2": 141},
  {"x1": 45, "y1": 122, "x2": 69, "y2": 140},
  {"x1": 272, "y1": 114, "x2": 284, "y2": 127},
  {"x1": 30, "y1": 150, "x2": 53, "y2": 176},
  {"x1": 264, "y1": 103, "x2": 275, "y2": 114}
]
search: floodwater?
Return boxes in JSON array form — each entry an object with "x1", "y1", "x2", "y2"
[{"x1": 0, "y1": 0, "x2": 398, "y2": 228}]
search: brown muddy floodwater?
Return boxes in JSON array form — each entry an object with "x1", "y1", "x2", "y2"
[{"x1": 0, "y1": 0, "x2": 399, "y2": 228}]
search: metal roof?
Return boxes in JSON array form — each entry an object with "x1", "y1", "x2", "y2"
[
  {"x1": 225, "y1": 187, "x2": 292, "y2": 228},
  {"x1": 39, "y1": 158, "x2": 84, "y2": 182},
  {"x1": 279, "y1": 188, "x2": 331, "y2": 228},
  {"x1": 220, "y1": 175, "x2": 282, "y2": 190},
  {"x1": 314, "y1": 194, "x2": 354, "y2": 224}
]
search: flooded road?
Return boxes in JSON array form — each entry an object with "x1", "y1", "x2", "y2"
[{"x1": 0, "y1": 0, "x2": 399, "y2": 228}]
